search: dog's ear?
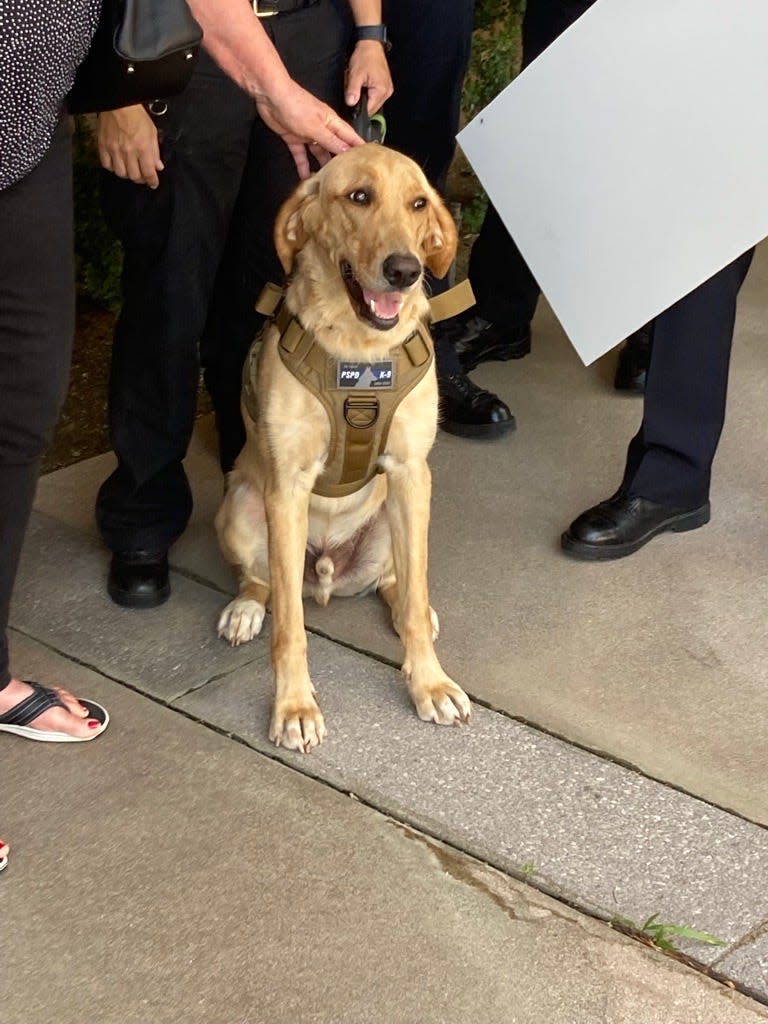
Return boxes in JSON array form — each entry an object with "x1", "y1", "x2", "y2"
[
  {"x1": 422, "y1": 192, "x2": 458, "y2": 280},
  {"x1": 274, "y1": 175, "x2": 321, "y2": 274}
]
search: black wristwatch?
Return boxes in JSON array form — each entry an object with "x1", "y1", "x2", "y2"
[{"x1": 355, "y1": 24, "x2": 390, "y2": 51}]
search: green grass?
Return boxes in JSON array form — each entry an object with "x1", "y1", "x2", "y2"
[
  {"x1": 612, "y1": 913, "x2": 727, "y2": 954},
  {"x1": 517, "y1": 861, "x2": 537, "y2": 880}
]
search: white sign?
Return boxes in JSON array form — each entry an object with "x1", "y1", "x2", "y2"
[{"x1": 458, "y1": 0, "x2": 768, "y2": 365}]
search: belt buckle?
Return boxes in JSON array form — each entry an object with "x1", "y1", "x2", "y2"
[{"x1": 253, "y1": 0, "x2": 279, "y2": 15}]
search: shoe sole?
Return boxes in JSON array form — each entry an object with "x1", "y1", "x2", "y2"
[
  {"x1": 613, "y1": 378, "x2": 646, "y2": 394},
  {"x1": 439, "y1": 415, "x2": 517, "y2": 439},
  {"x1": 560, "y1": 503, "x2": 711, "y2": 561},
  {"x1": 107, "y1": 580, "x2": 171, "y2": 609}
]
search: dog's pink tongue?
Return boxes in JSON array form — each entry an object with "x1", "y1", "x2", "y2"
[{"x1": 363, "y1": 289, "x2": 403, "y2": 320}]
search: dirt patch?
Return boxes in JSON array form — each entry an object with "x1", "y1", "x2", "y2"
[{"x1": 43, "y1": 299, "x2": 114, "y2": 473}]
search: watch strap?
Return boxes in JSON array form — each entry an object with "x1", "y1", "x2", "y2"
[{"x1": 355, "y1": 24, "x2": 390, "y2": 50}]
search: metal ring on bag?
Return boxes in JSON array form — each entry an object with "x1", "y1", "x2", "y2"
[{"x1": 148, "y1": 100, "x2": 168, "y2": 117}]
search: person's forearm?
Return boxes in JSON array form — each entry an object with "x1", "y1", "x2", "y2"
[
  {"x1": 186, "y1": 0, "x2": 292, "y2": 100},
  {"x1": 347, "y1": 0, "x2": 382, "y2": 27}
]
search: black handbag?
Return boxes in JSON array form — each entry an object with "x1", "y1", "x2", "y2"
[{"x1": 67, "y1": 0, "x2": 203, "y2": 114}]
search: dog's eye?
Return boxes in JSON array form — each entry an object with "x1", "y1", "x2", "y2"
[
  {"x1": 348, "y1": 189, "x2": 371, "y2": 206},
  {"x1": 413, "y1": 197, "x2": 427, "y2": 211}
]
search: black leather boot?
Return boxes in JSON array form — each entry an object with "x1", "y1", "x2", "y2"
[
  {"x1": 561, "y1": 493, "x2": 710, "y2": 560},
  {"x1": 614, "y1": 326, "x2": 651, "y2": 393},
  {"x1": 438, "y1": 371, "x2": 516, "y2": 439},
  {"x1": 454, "y1": 312, "x2": 532, "y2": 372}
]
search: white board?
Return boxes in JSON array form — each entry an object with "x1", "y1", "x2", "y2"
[{"x1": 458, "y1": 0, "x2": 768, "y2": 364}]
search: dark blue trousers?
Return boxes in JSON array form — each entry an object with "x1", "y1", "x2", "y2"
[
  {"x1": 621, "y1": 249, "x2": 754, "y2": 506},
  {"x1": 469, "y1": 0, "x2": 755, "y2": 505}
]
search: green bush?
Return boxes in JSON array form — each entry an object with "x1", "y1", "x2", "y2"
[
  {"x1": 460, "y1": 2, "x2": 525, "y2": 231},
  {"x1": 464, "y1": 0, "x2": 525, "y2": 120},
  {"x1": 72, "y1": 116, "x2": 123, "y2": 313}
]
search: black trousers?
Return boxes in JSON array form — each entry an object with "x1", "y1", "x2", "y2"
[
  {"x1": 384, "y1": 0, "x2": 475, "y2": 377},
  {"x1": 96, "y1": 0, "x2": 351, "y2": 554},
  {"x1": 469, "y1": 0, "x2": 595, "y2": 329},
  {"x1": 0, "y1": 120, "x2": 75, "y2": 687}
]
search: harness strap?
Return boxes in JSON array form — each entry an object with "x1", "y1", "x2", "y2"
[
  {"x1": 246, "y1": 278, "x2": 472, "y2": 498},
  {"x1": 428, "y1": 278, "x2": 475, "y2": 323},
  {"x1": 254, "y1": 277, "x2": 476, "y2": 323},
  {"x1": 282, "y1": 320, "x2": 432, "y2": 498}
]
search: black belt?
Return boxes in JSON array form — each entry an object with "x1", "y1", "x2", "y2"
[{"x1": 252, "y1": 0, "x2": 319, "y2": 16}]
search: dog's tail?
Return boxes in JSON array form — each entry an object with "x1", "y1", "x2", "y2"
[{"x1": 314, "y1": 555, "x2": 335, "y2": 606}]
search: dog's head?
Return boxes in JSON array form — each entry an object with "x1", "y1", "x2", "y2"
[{"x1": 275, "y1": 144, "x2": 458, "y2": 335}]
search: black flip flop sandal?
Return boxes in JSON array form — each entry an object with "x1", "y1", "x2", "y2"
[{"x1": 0, "y1": 682, "x2": 109, "y2": 742}]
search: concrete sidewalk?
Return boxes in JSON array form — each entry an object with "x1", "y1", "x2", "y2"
[
  {"x1": 33, "y1": 244, "x2": 768, "y2": 828},
  {"x1": 3, "y1": 243, "x2": 768, "y2": 1020},
  {"x1": 2, "y1": 634, "x2": 766, "y2": 1024}
]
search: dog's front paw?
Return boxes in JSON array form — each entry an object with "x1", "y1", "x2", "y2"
[
  {"x1": 410, "y1": 675, "x2": 471, "y2": 726},
  {"x1": 270, "y1": 696, "x2": 326, "y2": 753},
  {"x1": 217, "y1": 599, "x2": 266, "y2": 646}
]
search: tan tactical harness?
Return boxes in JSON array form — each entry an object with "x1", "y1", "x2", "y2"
[{"x1": 245, "y1": 279, "x2": 474, "y2": 499}]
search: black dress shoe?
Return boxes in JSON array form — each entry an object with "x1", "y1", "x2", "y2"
[
  {"x1": 108, "y1": 550, "x2": 171, "y2": 608},
  {"x1": 561, "y1": 493, "x2": 710, "y2": 560},
  {"x1": 438, "y1": 372, "x2": 516, "y2": 439},
  {"x1": 454, "y1": 313, "x2": 532, "y2": 372},
  {"x1": 614, "y1": 326, "x2": 651, "y2": 393}
]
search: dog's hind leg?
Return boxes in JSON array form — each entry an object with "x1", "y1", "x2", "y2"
[
  {"x1": 216, "y1": 477, "x2": 272, "y2": 646},
  {"x1": 379, "y1": 577, "x2": 440, "y2": 642},
  {"x1": 218, "y1": 578, "x2": 270, "y2": 647}
]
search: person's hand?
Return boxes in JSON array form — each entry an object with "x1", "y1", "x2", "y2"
[
  {"x1": 256, "y1": 77, "x2": 364, "y2": 180},
  {"x1": 345, "y1": 40, "x2": 393, "y2": 113},
  {"x1": 97, "y1": 105, "x2": 164, "y2": 189}
]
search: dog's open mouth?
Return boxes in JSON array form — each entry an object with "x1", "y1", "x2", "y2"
[{"x1": 341, "y1": 260, "x2": 404, "y2": 331}]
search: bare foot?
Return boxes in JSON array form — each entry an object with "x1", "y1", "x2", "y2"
[{"x1": 0, "y1": 679, "x2": 104, "y2": 739}]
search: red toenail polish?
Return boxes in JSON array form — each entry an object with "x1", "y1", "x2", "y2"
[{"x1": 87, "y1": 719, "x2": 100, "y2": 729}]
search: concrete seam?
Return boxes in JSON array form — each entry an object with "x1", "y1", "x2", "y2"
[
  {"x1": 163, "y1": 559, "x2": 768, "y2": 835},
  {"x1": 711, "y1": 916, "x2": 768, "y2": 967}
]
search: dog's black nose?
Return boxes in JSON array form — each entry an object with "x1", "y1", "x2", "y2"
[{"x1": 382, "y1": 253, "x2": 421, "y2": 289}]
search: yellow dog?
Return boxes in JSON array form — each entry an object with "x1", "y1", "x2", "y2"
[{"x1": 216, "y1": 144, "x2": 471, "y2": 752}]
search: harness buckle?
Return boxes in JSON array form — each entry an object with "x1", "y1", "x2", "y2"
[
  {"x1": 253, "y1": 0, "x2": 279, "y2": 16},
  {"x1": 343, "y1": 396, "x2": 379, "y2": 429}
]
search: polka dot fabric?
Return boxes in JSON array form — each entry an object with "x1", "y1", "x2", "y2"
[{"x1": 0, "y1": 0, "x2": 101, "y2": 190}]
